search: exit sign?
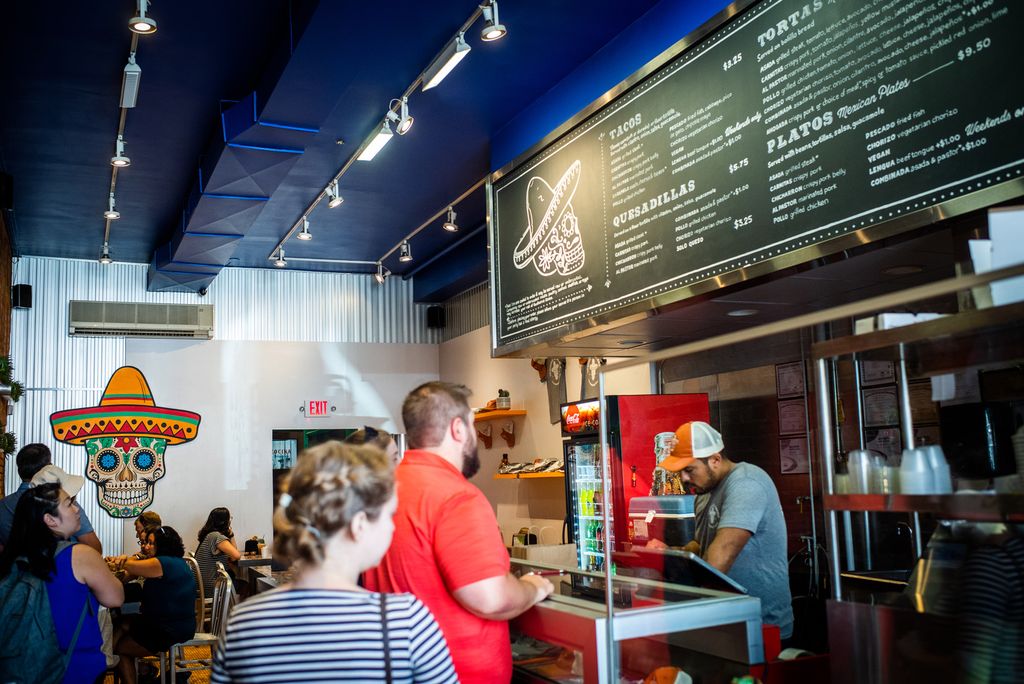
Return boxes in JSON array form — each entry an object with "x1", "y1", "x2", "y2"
[{"x1": 307, "y1": 400, "x2": 330, "y2": 417}]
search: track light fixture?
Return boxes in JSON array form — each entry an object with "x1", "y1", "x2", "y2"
[
  {"x1": 442, "y1": 206, "x2": 459, "y2": 232},
  {"x1": 386, "y1": 97, "x2": 414, "y2": 136},
  {"x1": 374, "y1": 262, "x2": 389, "y2": 285},
  {"x1": 99, "y1": 243, "x2": 113, "y2": 265},
  {"x1": 358, "y1": 121, "x2": 394, "y2": 161},
  {"x1": 399, "y1": 240, "x2": 413, "y2": 262},
  {"x1": 297, "y1": 216, "x2": 312, "y2": 241},
  {"x1": 274, "y1": 248, "x2": 287, "y2": 268},
  {"x1": 121, "y1": 54, "x2": 142, "y2": 108},
  {"x1": 129, "y1": 0, "x2": 158, "y2": 34},
  {"x1": 422, "y1": 32, "x2": 471, "y2": 91},
  {"x1": 326, "y1": 180, "x2": 344, "y2": 208},
  {"x1": 104, "y1": 194, "x2": 120, "y2": 220},
  {"x1": 480, "y1": 1, "x2": 507, "y2": 41},
  {"x1": 110, "y1": 136, "x2": 130, "y2": 167}
]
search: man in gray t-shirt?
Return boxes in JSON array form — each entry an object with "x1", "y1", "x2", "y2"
[{"x1": 660, "y1": 421, "x2": 793, "y2": 639}]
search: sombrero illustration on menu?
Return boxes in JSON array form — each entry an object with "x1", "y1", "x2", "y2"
[
  {"x1": 50, "y1": 366, "x2": 201, "y2": 518},
  {"x1": 513, "y1": 159, "x2": 585, "y2": 277}
]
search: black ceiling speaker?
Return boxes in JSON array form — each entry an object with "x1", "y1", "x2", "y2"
[
  {"x1": 426, "y1": 305, "x2": 446, "y2": 329},
  {"x1": 0, "y1": 173, "x2": 12, "y2": 210},
  {"x1": 12, "y1": 284, "x2": 31, "y2": 309}
]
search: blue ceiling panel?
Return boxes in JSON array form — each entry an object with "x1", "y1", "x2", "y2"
[
  {"x1": 199, "y1": 145, "x2": 301, "y2": 198},
  {"x1": 167, "y1": 230, "x2": 244, "y2": 266},
  {"x1": 0, "y1": 0, "x2": 721, "y2": 299}
]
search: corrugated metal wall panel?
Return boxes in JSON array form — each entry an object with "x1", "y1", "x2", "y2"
[
  {"x1": 441, "y1": 282, "x2": 490, "y2": 342},
  {"x1": 5, "y1": 256, "x2": 440, "y2": 554}
]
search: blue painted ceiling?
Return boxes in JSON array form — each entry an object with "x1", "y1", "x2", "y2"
[{"x1": 0, "y1": 0, "x2": 689, "y2": 300}]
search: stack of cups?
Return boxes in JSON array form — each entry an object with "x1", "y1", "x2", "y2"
[
  {"x1": 847, "y1": 450, "x2": 874, "y2": 494},
  {"x1": 924, "y1": 445, "x2": 953, "y2": 494},
  {"x1": 899, "y1": 448, "x2": 932, "y2": 494},
  {"x1": 899, "y1": 446, "x2": 953, "y2": 494}
]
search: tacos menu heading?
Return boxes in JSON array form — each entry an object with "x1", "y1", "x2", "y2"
[{"x1": 489, "y1": 0, "x2": 1024, "y2": 353}]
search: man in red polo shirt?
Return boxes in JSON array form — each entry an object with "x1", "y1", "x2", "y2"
[{"x1": 364, "y1": 381, "x2": 553, "y2": 683}]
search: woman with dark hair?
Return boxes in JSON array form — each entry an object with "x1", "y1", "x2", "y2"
[
  {"x1": 0, "y1": 479, "x2": 124, "y2": 684},
  {"x1": 345, "y1": 425, "x2": 401, "y2": 465},
  {"x1": 113, "y1": 526, "x2": 196, "y2": 684},
  {"x1": 194, "y1": 507, "x2": 241, "y2": 595},
  {"x1": 211, "y1": 441, "x2": 456, "y2": 683}
]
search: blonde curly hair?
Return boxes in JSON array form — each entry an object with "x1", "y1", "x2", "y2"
[{"x1": 273, "y1": 441, "x2": 394, "y2": 566}]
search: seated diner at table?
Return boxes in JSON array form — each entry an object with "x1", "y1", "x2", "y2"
[
  {"x1": 112, "y1": 525, "x2": 196, "y2": 684},
  {"x1": 194, "y1": 507, "x2": 242, "y2": 595}
]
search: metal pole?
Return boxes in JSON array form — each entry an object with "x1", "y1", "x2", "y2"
[
  {"x1": 897, "y1": 343, "x2": 923, "y2": 559},
  {"x1": 852, "y1": 355, "x2": 873, "y2": 571},
  {"x1": 797, "y1": 333, "x2": 820, "y2": 591},
  {"x1": 597, "y1": 371, "x2": 617, "y2": 678},
  {"x1": 829, "y1": 357, "x2": 856, "y2": 571},
  {"x1": 815, "y1": 358, "x2": 843, "y2": 600}
]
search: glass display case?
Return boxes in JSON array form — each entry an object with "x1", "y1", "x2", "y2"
[{"x1": 509, "y1": 558, "x2": 762, "y2": 682}]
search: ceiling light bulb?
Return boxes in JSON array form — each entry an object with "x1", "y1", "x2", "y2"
[
  {"x1": 399, "y1": 240, "x2": 413, "y2": 262},
  {"x1": 111, "y1": 136, "x2": 130, "y2": 167},
  {"x1": 99, "y1": 244, "x2": 113, "y2": 265},
  {"x1": 422, "y1": 33, "x2": 471, "y2": 91},
  {"x1": 726, "y1": 308, "x2": 759, "y2": 317},
  {"x1": 480, "y1": 1, "x2": 507, "y2": 41},
  {"x1": 274, "y1": 248, "x2": 286, "y2": 268},
  {"x1": 442, "y1": 206, "x2": 458, "y2": 232},
  {"x1": 129, "y1": 0, "x2": 158, "y2": 34},
  {"x1": 396, "y1": 98, "x2": 413, "y2": 135},
  {"x1": 374, "y1": 263, "x2": 388, "y2": 285},
  {"x1": 358, "y1": 121, "x2": 394, "y2": 161},
  {"x1": 326, "y1": 180, "x2": 344, "y2": 208},
  {"x1": 104, "y1": 194, "x2": 120, "y2": 220},
  {"x1": 386, "y1": 98, "x2": 414, "y2": 136},
  {"x1": 297, "y1": 217, "x2": 312, "y2": 241}
]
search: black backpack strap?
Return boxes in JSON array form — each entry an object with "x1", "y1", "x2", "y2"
[
  {"x1": 59, "y1": 542, "x2": 94, "y2": 668},
  {"x1": 380, "y1": 593, "x2": 392, "y2": 684},
  {"x1": 63, "y1": 593, "x2": 94, "y2": 667}
]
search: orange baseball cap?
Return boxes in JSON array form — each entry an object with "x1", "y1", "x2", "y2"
[{"x1": 657, "y1": 421, "x2": 724, "y2": 472}]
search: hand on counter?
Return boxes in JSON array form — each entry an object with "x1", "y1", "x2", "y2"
[{"x1": 521, "y1": 572, "x2": 555, "y2": 604}]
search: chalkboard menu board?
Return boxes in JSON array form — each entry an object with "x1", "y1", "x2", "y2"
[{"x1": 489, "y1": 0, "x2": 1024, "y2": 354}]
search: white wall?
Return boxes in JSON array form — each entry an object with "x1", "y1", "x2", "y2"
[
  {"x1": 6, "y1": 256, "x2": 438, "y2": 556},
  {"x1": 438, "y1": 325, "x2": 653, "y2": 546},
  {"x1": 123, "y1": 339, "x2": 438, "y2": 553}
]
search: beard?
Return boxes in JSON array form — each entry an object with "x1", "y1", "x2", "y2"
[{"x1": 461, "y1": 441, "x2": 481, "y2": 479}]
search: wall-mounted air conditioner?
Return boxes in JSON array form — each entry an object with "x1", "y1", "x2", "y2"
[{"x1": 69, "y1": 301, "x2": 215, "y2": 339}]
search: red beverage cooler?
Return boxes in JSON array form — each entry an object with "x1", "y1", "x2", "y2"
[{"x1": 561, "y1": 394, "x2": 709, "y2": 572}]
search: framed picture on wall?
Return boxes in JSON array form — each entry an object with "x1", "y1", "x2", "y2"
[
  {"x1": 914, "y1": 425, "x2": 943, "y2": 448},
  {"x1": 908, "y1": 380, "x2": 940, "y2": 424},
  {"x1": 862, "y1": 386, "x2": 900, "y2": 427},
  {"x1": 779, "y1": 437, "x2": 809, "y2": 474},
  {"x1": 860, "y1": 360, "x2": 896, "y2": 386},
  {"x1": 777, "y1": 398, "x2": 807, "y2": 435},
  {"x1": 271, "y1": 439, "x2": 297, "y2": 470},
  {"x1": 865, "y1": 427, "x2": 902, "y2": 462},
  {"x1": 775, "y1": 361, "x2": 805, "y2": 399}
]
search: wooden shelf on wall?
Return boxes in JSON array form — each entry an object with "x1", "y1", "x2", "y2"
[
  {"x1": 474, "y1": 409, "x2": 526, "y2": 423},
  {"x1": 494, "y1": 471, "x2": 564, "y2": 480}
]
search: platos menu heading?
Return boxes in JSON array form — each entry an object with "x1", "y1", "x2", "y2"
[{"x1": 489, "y1": 0, "x2": 1024, "y2": 353}]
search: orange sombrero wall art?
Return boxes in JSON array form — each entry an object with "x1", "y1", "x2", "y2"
[{"x1": 50, "y1": 366, "x2": 201, "y2": 518}]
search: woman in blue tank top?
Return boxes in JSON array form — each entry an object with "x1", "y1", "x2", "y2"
[{"x1": 0, "y1": 478, "x2": 125, "y2": 684}]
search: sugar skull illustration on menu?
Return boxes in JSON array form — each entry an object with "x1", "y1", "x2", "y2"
[{"x1": 50, "y1": 366, "x2": 201, "y2": 518}]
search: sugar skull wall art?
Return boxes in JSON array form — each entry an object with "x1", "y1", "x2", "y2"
[{"x1": 50, "y1": 366, "x2": 201, "y2": 518}]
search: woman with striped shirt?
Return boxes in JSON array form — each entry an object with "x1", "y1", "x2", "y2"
[{"x1": 212, "y1": 441, "x2": 456, "y2": 683}]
